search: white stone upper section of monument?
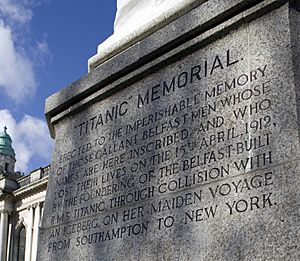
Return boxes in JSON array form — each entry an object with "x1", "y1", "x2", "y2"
[
  {"x1": 114, "y1": 0, "x2": 177, "y2": 34},
  {"x1": 88, "y1": 0, "x2": 201, "y2": 71}
]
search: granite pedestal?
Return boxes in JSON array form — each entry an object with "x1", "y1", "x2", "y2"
[{"x1": 38, "y1": 0, "x2": 300, "y2": 260}]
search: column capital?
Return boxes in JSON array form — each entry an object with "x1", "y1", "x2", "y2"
[
  {"x1": 32, "y1": 202, "x2": 41, "y2": 209},
  {"x1": 27, "y1": 203, "x2": 39, "y2": 210}
]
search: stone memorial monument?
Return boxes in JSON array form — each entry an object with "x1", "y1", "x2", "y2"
[{"x1": 38, "y1": 0, "x2": 300, "y2": 260}]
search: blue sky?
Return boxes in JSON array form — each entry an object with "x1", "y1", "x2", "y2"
[{"x1": 0, "y1": 0, "x2": 116, "y2": 174}]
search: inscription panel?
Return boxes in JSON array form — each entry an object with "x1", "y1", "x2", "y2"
[{"x1": 39, "y1": 6, "x2": 300, "y2": 261}]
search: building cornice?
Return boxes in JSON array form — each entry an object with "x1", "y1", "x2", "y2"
[{"x1": 13, "y1": 176, "x2": 48, "y2": 198}]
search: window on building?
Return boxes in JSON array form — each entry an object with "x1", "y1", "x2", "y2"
[
  {"x1": 4, "y1": 163, "x2": 8, "y2": 172},
  {"x1": 17, "y1": 225, "x2": 26, "y2": 261}
]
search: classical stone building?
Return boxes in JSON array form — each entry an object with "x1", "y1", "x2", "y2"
[{"x1": 0, "y1": 127, "x2": 49, "y2": 261}]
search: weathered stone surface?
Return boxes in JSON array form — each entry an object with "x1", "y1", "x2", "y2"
[{"x1": 39, "y1": 1, "x2": 300, "y2": 260}]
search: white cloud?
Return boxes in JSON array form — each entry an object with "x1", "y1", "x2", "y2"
[
  {"x1": 0, "y1": 0, "x2": 50, "y2": 103},
  {"x1": 0, "y1": 0, "x2": 33, "y2": 24},
  {"x1": 0, "y1": 109, "x2": 53, "y2": 173},
  {"x1": 0, "y1": 1, "x2": 52, "y2": 173},
  {"x1": 35, "y1": 35, "x2": 52, "y2": 66},
  {"x1": 37, "y1": 39, "x2": 49, "y2": 54},
  {"x1": 0, "y1": 21, "x2": 36, "y2": 103}
]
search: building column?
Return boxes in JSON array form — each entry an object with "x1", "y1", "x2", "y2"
[
  {"x1": 0, "y1": 211, "x2": 9, "y2": 261},
  {"x1": 31, "y1": 203, "x2": 40, "y2": 261},
  {"x1": 6, "y1": 215, "x2": 12, "y2": 261},
  {"x1": 25, "y1": 206, "x2": 33, "y2": 261}
]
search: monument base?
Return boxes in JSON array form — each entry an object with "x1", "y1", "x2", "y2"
[{"x1": 39, "y1": 0, "x2": 300, "y2": 260}]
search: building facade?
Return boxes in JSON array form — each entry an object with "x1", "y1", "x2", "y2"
[{"x1": 0, "y1": 127, "x2": 49, "y2": 261}]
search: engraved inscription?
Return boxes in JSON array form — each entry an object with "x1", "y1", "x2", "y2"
[{"x1": 46, "y1": 48, "x2": 282, "y2": 253}]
